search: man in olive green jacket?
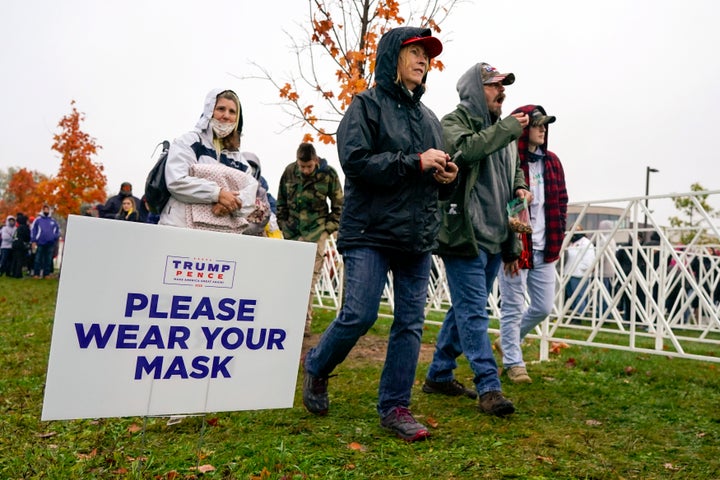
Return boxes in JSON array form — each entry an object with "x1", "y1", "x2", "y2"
[
  {"x1": 423, "y1": 63, "x2": 531, "y2": 417},
  {"x1": 277, "y1": 142, "x2": 344, "y2": 335}
]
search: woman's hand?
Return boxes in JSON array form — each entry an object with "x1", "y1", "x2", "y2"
[
  {"x1": 217, "y1": 188, "x2": 241, "y2": 213},
  {"x1": 212, "y1": 203, "x2": 232, "y2": 217},
  {"x1": 433, "y1": 160, "x2": 458, "y2": 185}
]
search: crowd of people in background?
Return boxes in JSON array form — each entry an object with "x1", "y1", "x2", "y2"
[{"x1": 1, "y1": 205, "x2": 61, "y2": 280}]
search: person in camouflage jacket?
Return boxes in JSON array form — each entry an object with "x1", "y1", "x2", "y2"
[{"x1": 276, "y1": 142, "x2": 344, "y2": 334}]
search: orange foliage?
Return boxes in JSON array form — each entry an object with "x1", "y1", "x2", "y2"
[
  {"x1": 0, "y1": 168, "x2": 48, "y2": 218},
  {"x1": 270, "y1": 0, "x2": 453, "y2": 144},
  {"x1": 45, "y1": 101, "x2": 107, "y2": 217}
]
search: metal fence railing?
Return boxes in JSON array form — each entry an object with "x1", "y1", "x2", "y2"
[{"x1": 314, "y1": 190, "x2": 720, "y2": 363}]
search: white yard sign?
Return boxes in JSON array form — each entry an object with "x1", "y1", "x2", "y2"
[{"x1": 42, "y1": 216, "x2": 315, "y2": 420}]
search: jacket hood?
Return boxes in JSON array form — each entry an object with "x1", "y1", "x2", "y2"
[
  {"x1": 512, "y1": 104, "x2": 551, "y2": 161},
  {"x1": 194, "y1": 88, "x2": 242, "y2": 132},
  {"x1": 6, "y1": 215, "x2": 15, "y2": 223},
  {"x1": 375, "y1": 26, "x2": 436, "y2": 99},
  {"x1": 456, "y1": 63, "x2": 492, "y2": 122}
]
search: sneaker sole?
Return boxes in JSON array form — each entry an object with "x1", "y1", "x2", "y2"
[{"x1": 383, "y1": 426, "x2": 430, "y2": 442}]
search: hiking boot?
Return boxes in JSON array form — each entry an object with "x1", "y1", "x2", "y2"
[
  {"x1": 302, "y1": 367, "x2": 329, "y2": 415},
  {"x1": 478, "y1": 391, "x2": 515, "y2": 417},
  {"x1": 506, "y1": 365, "x2": 532, "y2": 384},
  {"x1": 380, "y1": 407, "x2": 430, "y2": 442},
  {"x1": 422, "y1": 378, "x2": 477, "y2": 399}
]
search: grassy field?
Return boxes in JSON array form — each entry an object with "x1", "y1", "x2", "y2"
[{"x1": 1, "y1": 276, "x2": 719, "y2": 479}]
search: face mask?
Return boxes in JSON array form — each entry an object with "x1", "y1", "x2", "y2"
[{"x1": 210, "y1": 118, "x2": 235, "y2": 138}]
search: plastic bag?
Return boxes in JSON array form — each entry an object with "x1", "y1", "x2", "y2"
[{"x1": 507, "y1": 198, "x2": 532, "y2": 234}]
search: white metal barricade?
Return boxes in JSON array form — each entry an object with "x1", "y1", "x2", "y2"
[{"x1": 312, "y1": 190, "x2": 720, "y2": 363}]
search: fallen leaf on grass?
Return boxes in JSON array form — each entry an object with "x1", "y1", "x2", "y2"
[
  {"x1": 664, "y1": 463, "x2": 681, "y2": 471},
  {"x1": 536, "y1": 455, "x2": 554, "y2": 464},
  {"x1": 35, "y1": 431, "x2": 57, "y2": 438},
  {"x1": 249, "y1": 467, "x2": 271, "y2": 479},
  {"x1": 564, "y1": 358, "x2": 577, "y2": 368},
  {"x1": 550, "y1": 342, "x2": 569, "y2": 354},
  {"x1": 347, "y1": 442, "x2": 366, "y2": 451},
  {"x1": 624, "y1": 366, "x2": 636, "y2": 375},
  {"x1": 127, "y1": 423, "x2": 142, "y2": 433},
  {"x1": 112, "y1": 468, "x2": 128, "y2": 474},
  {"x1": 189, "y1": 464, "x2": 215, "y2": 473},
  {"x1": 163, "y1": 470, "x2": 179, "y2": 479},
  {"x1": 24, "y1": 332, "x2": 35, "y2": 338},
  {"x1": 75, "y1": 448, "x2": 97, "y2": 460},
  {"x1": 344, "y1": 463, "x2": 356, "y2": 470},
  {"x1": 206, "y1": 417, "x2": 219, "y2": 427},
  {"x1": 126, "y1": 455, "x2": 148, "y2": 462},
  {"x1": 697, "y1": 432, "x2": 707, "y2": 438},
  {"x1": 585, "y1": 419, "x2": 602, "y2": 426},
  {"x1": 426, "y1": 416, "x2": 439, "y2": 428}
]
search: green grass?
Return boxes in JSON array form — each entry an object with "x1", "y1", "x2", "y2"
[{"x1": 1, "y1": 277, "x2": 720, "y2": 479}]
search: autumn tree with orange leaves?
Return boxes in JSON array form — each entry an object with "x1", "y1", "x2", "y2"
[
  {"x1": 0, "y1": 167, "x2": 49, "y2": 219},
  {"x1": 248, "y1": 0, "x2": 460, "y2": 144},
  {"x1": 42, "y1": 101, "x2": 107, "y2": 218},
  {"x1": 0, "y1": 102, "x2": 107, "y2": 220}
]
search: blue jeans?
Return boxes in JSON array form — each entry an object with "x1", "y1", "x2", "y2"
[
  {"x1": 304, "y1": 247, "x2": 431, "y2": 418},
  {"x1": 426, "y1": 250, "x2": 502, "y2": 396},
  {"x1": 33, "y1": 243, "x2": 55, "y2": 277},
  {"x1": 566, "y1": 276, "x2": 588, "y2": 314},
  {"x1": 498, "y1": 252, "x2": 557, "y2": 368}
]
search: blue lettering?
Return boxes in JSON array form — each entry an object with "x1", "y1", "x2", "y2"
[
  {"x1": 170, "y1": 295, "x2": 192, "y2": 319},
  {"x1": 191, "y1": 297, "x2": 215, "y2": 320},
  {"x1": 125, "y1": 293, "x2": 148, "y2": 317},
  {"x1": 168, "y1": 326, "x2": 190, "y2": 349},
  {"x1": 267, "y1": 328, "x2": 286, "y2": 350},
  {"x1": 246, "y1": 328, "x2": 266, "y2": 350},
  {"x1": 149, "y1": 294, "x2": 168, "y2": 319},
  {"x1": 237, "y1": 299, "x2": 256, "y2": 321},
  {"x1": 134, "y1": 355, "x2": 233, "y2": 379},
  {"x1": 75, "y1": 323, "x2": 116, "y2": 348},
  {"x1": 190, "y1": 356, "x2": 210, "y2": 378},
  {"x1": 217, "y1": 298, "x2": 236, "y2": 320},
  {"x1": 222, "y1": 265, "x2": 231, "y2": 272},
  {"x1": 202, "y1": 326, "x2": 222, "y2": 348},
  {"x1": 208, "y1": 264, "x2": 220, "y2": 272},
  {"x1": 220, "y1": 327, "x2": 244, "y2": 349},
  {"x1": 135, "y1": 356, "x2": 162, "y2": 379},
  {"x1": 138, "y1": 325, "x2": 164, "y2": 349},
  {"x1": 116, "y1": 324, "x2": 140, "y2": 348},
  {"x1": 163, "y1": 356, "x2": 188, "y2": 379},
  {"x1": 211, "y1": 356, "x2": 232, "y2": 378}
]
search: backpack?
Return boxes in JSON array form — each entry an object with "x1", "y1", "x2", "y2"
[
  {"x1": 144, "y1": 140, "x2": 171, "y2": 215},
  {"x1": 144, "y1": 134, "x2": 201, "y2": 214}
]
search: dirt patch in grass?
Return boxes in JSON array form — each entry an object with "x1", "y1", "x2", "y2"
[{"x1": 302, "y1": 333, "x2": 435, "y2": 364}]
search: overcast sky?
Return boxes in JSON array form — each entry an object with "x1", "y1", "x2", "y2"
[{"x1": 2, "y1": 0, "x2": 719, "y2": 225}]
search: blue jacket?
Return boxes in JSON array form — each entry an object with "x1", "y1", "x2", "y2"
[
  {"x1": 31, "y1": 215, "x2": 60, "y2": 246},
  {"x1": 336, "y1": 26, "x2": 452, "y2": 254}
]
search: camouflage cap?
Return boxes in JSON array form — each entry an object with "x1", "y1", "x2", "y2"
[
  {"x1": 530, "y1": 108, "x2": 556, "y2": 126},
  {"x1": 480, "y1": 62, "x2": 515, "y2": 85}
]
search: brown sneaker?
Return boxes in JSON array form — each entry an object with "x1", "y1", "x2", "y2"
[
  {"x1": 478, "y1": 390, "x2": 515, "y2": 417},
  {"x1": 506, "y1": 366, "x2": 532, "y2": 384}
]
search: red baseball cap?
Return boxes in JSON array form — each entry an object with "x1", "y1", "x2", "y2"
[{"x1": 401, "y1": 35, "x2": 443, "y2": 58}]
